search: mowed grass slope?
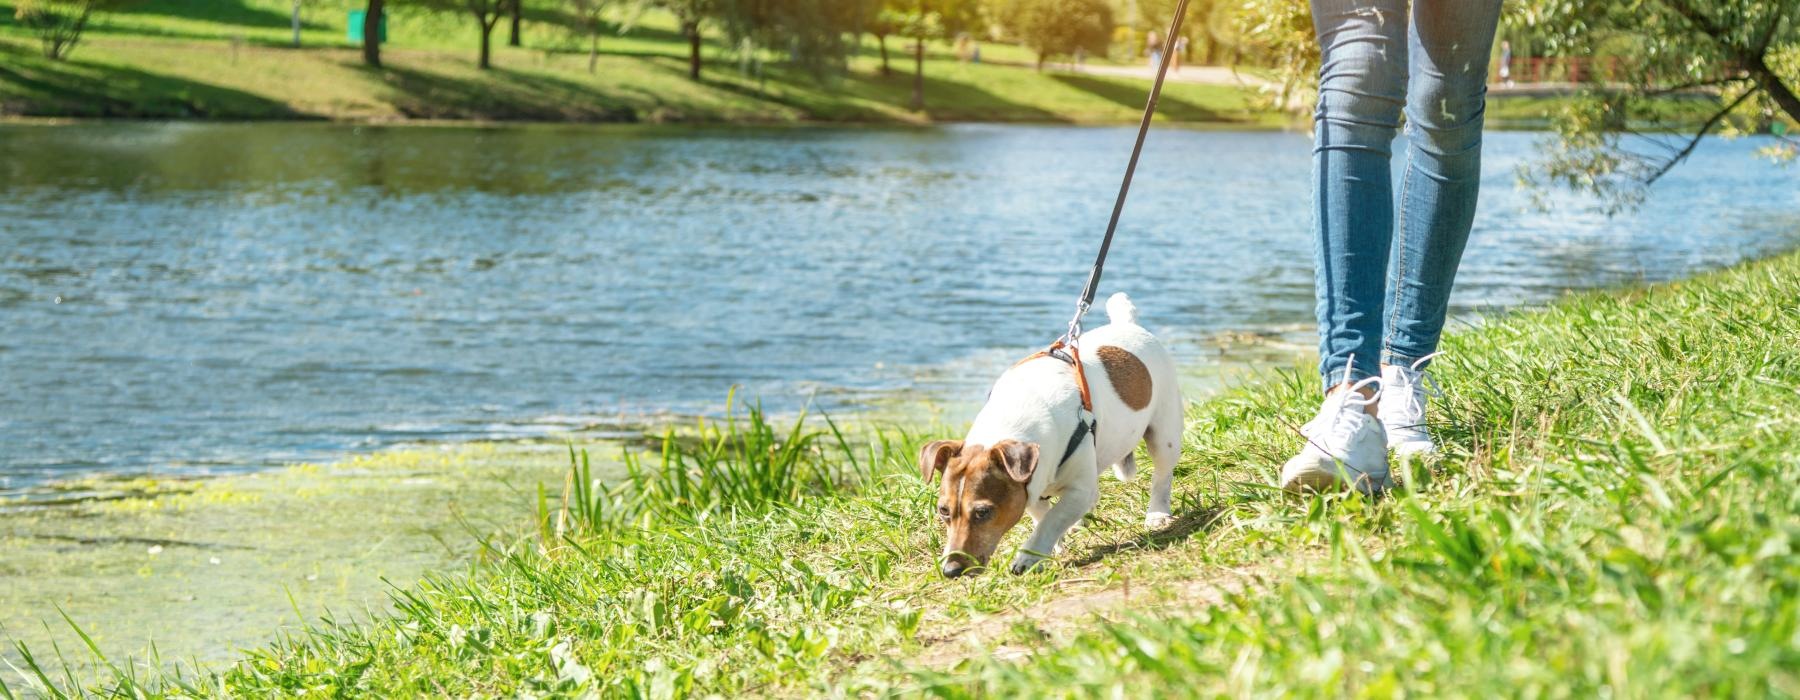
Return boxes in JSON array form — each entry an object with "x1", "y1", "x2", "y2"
[
  {"x1": 10, "y1": 249, "x2": 1797, "y2": 696},
  {"x1": 0, "y1": 0, "x2": 1273, "y2": 123}
]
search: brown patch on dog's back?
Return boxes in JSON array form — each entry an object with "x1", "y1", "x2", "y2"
[{"x1": 1096, "y1": 345, "x2": 1152, "y2": 410}]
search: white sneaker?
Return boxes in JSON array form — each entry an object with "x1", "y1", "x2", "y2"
[
  {"x1": 1379, "y1": 355, "x2": 1442, "y2": 457},
  {"x1": 1281, "y1": 375, "x2": 1390, "y2": 494}
]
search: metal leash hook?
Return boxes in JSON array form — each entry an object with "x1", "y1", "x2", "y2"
[{"x1": 1061, "y1": 300, "x2": 1090, "y2": 347}]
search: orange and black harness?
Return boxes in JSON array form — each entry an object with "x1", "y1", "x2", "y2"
[{"x1": 1016, "y1": 340, "x2": 1099, "y2": 473}]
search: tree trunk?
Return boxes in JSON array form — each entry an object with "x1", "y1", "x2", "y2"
[
  {"x1": 589, "y1": 33, "x2": 599, "y2": 74},
  {"x1": 478, "y1": 15, "x2": 494, "y2": 69},
  {"x1": 291, "y1": 0, "x2": 301, "y2": 48},
  {"x1": 1036, "y1": 51, "x2": 1045, "y2": 72},
  {"x1": 909, "y1": 38, "x2": 924, "y2": 110},
  {"x1": 1747, "y1": 56, "x2": 1800, "y2": 123},
  {"x1": 508, "y1": 0, "x2": 522, "y2": 47},
  {"x1": 909, "y1": 0, "x2": 926, "y2": 110},
  {"x1": 685, "y1": 20, "x2": 701, "y2": 81},
  {"x1": 362, "y1": 0, "x2": 383, "y2": 67},
  {"x1": 878, "y1": 34, "x2": 890, "y2": 76}
]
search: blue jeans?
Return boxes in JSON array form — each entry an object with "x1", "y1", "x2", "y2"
[{"x1": 1310, "y1": 0, "x2": 1502, "y2": 389}]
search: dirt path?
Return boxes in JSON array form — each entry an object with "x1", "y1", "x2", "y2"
[
  {"x1": 911, "y1": 563, "x2": 1267, "y2": 669},
  {"x1": 1044, "y1": 63, "x2": 1277, "y2": 89}
]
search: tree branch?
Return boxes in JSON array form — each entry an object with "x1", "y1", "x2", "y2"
[
  {"x1": 1643, "y1": 75, "x2": 1751, "y2": 97},
  {"x1": 1644, "y1": 87, "x2": 1757, "y2": 186}
]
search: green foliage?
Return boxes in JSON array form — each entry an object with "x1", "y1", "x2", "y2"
[
  {"x1": 998, "y1": 0, "x2": 1113, "y2": 68},
  {"x1": 1234, "y1": 0, "x2": 1314, "y2": 110},
  {"x1": 12, "y1": 0, "x2": 119, "y2": 59},
  {"x1": 1513, "y1": 0, "x2": 1800, "y2": 211},
  {"x1": 714, "y1": 0, "x2": 875, "y2": 80}
]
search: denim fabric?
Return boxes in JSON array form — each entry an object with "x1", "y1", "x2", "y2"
[{"x1": 1309, "y1": 0, "x2": 1502, "y2": 389}]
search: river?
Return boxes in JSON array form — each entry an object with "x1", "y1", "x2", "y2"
[{"x1": 3, "y1": 122, "x2": 1797, "y2": 493}]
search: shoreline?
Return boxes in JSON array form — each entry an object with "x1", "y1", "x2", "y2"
[{"x1": 0, "y1": 441, "x2": 587, "y2": 674}]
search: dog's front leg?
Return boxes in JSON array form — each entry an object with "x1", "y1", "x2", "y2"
[{"x1": 1009, "y1": 480, "x2": 1097, "y2": 575}]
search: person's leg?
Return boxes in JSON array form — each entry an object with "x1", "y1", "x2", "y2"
[
  {"x1": 1283, "y1": 0, "x2": 1407, "y2": 494},
  {"x1": 1382, "y1": 0, "x2": 1502, "y2": 369},
  {"x1": 1310, "y1": 0, "x2": 1408, "y2": 392}
]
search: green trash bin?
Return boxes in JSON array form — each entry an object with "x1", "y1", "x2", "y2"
[{"x1": 347, "y1": 10, "x2": 388, "y2": 43}]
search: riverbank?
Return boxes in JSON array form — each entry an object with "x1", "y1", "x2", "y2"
[
  {"x1": 0, "y1": 1, "x2": 1615, "y2": 128},
  {"x1": 0, "y1": 32, "x2": 1278, "y2": 125},
  {"x1": 0, "y1": 443, "x2": 578, "y2": 673},
  {"x1": 12, "y1": 246, "x2": 1795, "y2": 695}
]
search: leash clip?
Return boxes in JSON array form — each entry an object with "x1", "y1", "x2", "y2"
[{"x1": 1061, "y1": 299, "x2": 1090, "y2": 345}]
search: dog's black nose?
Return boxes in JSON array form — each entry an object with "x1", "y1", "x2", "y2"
[{"x1": 940, "y1": 560, "x2": 967, "y2": 578}]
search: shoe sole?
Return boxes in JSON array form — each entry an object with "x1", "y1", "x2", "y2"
[
  {"x1": 1390, "y1": 441, "x2": 1437, "y2": 457},
  {"x1": 1281, "y1": 455, "x2": 1390, "y2": 494}
]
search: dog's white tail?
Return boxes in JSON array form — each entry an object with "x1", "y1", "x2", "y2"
[{"x1": 1105, "y1": 292, "x2": 1140, "y2": 326}]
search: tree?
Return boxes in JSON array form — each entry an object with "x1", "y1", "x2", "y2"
[
  {"x1": 866, "y1": 7, "x2": 905, "y2": 76},
  {"x1": 567, "y1": 0, "x2": 614, "y2": 74},
  {"x1": 637, "y1": 0, "x2": 719, "y2": 80},
  {"x1": 508, "y1": 0, "x2": 523, "y2": 46},
  {"x1": 1513, "y1": 0, "x2": 1800, "y2": 211},
  {"x1": 893, "y1": 0, "x2": 981, "y2": 110},
  {"x1": 716, "y1": 0, "x2": 872, "y2": 81},
  {"x1": 1000, "y1": 0, "x2": 1111, "y2": 71},
  {"x1": 425, "y1": 0, "x2": 517, "y2": 68},
  {"x1": 362, "y1": 0, "x2": 385, "y2": 67},
  {"x1": 13, "y1": 0, "x2": 119, "y2": 60}
]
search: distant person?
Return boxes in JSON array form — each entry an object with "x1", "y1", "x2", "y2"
[
  {"x1": 1074, "y1": 46, "x2": 1088, "y2": 71},
  {"x1": 1146, "y1": 30, "x2": 1162, "y2": 69},
  {"x1": 1278, "y1": 0, "x2": 1504, "y2": 494},
  {"x1": 955, "y1": 33, "x2": 973, "y2": 62},
  {"x1": 1172, "y1": 35, "x2": 1189, "y2": 72},
  {"x1": 1499, "y1": 40, "x2": 1514, "y2": 87},
  {"x1": 972, "y1": 43, "x2": 981, "y2": 64}
]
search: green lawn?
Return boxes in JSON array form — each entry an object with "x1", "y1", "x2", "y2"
[
  {"x1": 9, "y1": 247, "x2": 1795, "y2": 696},
  {"x1": 0, "y1": 1, "x2": 1276, "y2": 124}
]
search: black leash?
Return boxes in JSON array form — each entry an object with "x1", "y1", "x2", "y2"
[
  {"x1": 1042, "y1": 0, "x2": 1192, "y2": 474},
  {"x1": 1062, "y1": 0, "x2": 1194, "y2": 346}
]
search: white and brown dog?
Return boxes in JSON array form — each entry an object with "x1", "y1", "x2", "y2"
[{"x1": 920, "y1": 293, "x2": 1183, "y2": 577}]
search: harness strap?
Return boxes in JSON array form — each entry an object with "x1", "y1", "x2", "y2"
[
  {"x1": 1016, "y1": 340, "x2": 1093, "y2": 412},
  {"x1": 1016, "y1": 342, "x2": 1100, "y2": 472},
  {"x1": 1057, "y1": 409, "x2": 1097, "y2": 474}
]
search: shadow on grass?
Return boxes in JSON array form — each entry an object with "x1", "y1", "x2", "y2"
[
  {"x1": 0, "y1": 44, "x2": 303, "y2": 119},
  {"x1": 1065, "y1": 504, "x2": 1228, "y2": 568},
  {"x1": 378, "y1": 64, "x2": 636, "y2": 122},
  {"x1": 1049, "y1": 72, "x2": 1234, "y2": 122},
  {"x1": 669, "y1": 58, "x2": 1068, "y2": 122},
  {"x1": 115, "y1": 0, "x2": 311, "y2": 29}
]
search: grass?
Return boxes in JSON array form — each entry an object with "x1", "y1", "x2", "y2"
[
  {"x1": 4, "y1": 246, "x2": 1797, "y2": 696},
  {"x1": 0, "y1": 0, "x2": 1277, "y2": 124}
]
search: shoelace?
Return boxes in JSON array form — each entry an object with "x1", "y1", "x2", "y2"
[
  {"x1": 1314, "y1": 361, "x2": 1383, "y2": 451},
  {"x1": 1388, "y1": 352, "x2": 1444, "y2": 431}
]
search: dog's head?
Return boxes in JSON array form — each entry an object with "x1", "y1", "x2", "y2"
[{"x1": 919, "y1": 439, "x2": 1040, "y2": 578}]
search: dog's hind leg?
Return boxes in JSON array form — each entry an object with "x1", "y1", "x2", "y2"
[
  {"x1": 1111, "y1": 452, "x2": 1137, "y2": 481},
  {"x1": 1144, "y1": 409, "x2": 1183, "y2": 529}
]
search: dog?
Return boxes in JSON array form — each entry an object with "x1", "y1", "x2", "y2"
[{"x1": 920, "y1": 293, "x2": 1183, "y2": 577}]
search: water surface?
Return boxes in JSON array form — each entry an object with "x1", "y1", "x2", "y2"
[{"x1": 3, "y1": 123, "x2": 1796, "y2": 491}]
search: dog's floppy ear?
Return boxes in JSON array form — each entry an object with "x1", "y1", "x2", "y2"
[
  {"x1": 991, "y1": 440, "x2": 1040, "y2": 484},
  {"x1": 918, "y1": 440, "x2": 963, "y2": 482}
]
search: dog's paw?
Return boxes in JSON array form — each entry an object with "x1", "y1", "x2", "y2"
[
  {"x1": 1144, "y1": 511, "x2": 1174, "y2": 529},
  {"x1": 1008, "y1": 552, "x2": 1045, "y2": 576}
]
